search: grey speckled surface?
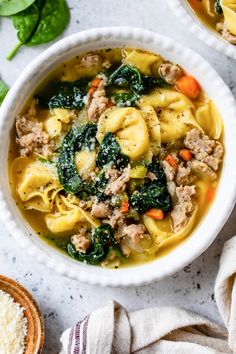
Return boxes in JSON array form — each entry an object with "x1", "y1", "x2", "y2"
[{"x1": 0, "y1": 1, "x2": 236, "y2": 353}]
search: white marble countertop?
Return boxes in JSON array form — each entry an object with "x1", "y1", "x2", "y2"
[{"x1": 0, "y1": 1, "x2": 236, "y2": 353}]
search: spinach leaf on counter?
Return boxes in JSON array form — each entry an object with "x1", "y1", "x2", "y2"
[
  {"x1": 108, "y1": 64, "x2": 170, "y2": 107},
  {"x1": 96, "y1": 132, "x2": 130, "y2": 169},
  {"x1": 36, "y1": 78, "x2": 89, "y2": 110},
  {"x1": 7, "y1": 0, "x2": 70, "y2": 60},
  {"x1": 57, "y1": 123, "x2": 98, "y2": 195},
  {"x1": 0, "y1": 0, "x2": 35, "y2": 16},
  {"x1": 67, "y1": 224, "x2": 124, "y2": 265},
  {"x1": 0, "y1": 80, "x2": 9, "y2": 105},
  {"x1": 131, "y1": 161, "x2": 171, "y2": 213}
]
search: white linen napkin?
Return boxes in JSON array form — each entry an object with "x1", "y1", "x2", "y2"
[{"x1": 60, "y1": 236, "x2": 236, "y2": 354}]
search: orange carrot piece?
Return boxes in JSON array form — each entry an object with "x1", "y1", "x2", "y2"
[
  {"x1": 206, "y1": 186, "x2": 216, "y2": 202},
  {"x1": 91, "y1": 78, "x2": 101, "y2": 87},
  {"x1": 120, "y1": 200, "x2": 129, "y2": 213},
  {"x1": 145, "y1": 209, "x2": 164, "y2": 220},
  {"x1": 179, "y1": 149, "x2": 193, "y2": 161},
  {"x1": 175, "y1": 75, "x2": 201, "y2": 99},
  {"x1": 89, "y1": 78, "x2": 102, "y2": 96},
  {"x1": 165, "y1": 154, "x2": 178, "y2": 170}
]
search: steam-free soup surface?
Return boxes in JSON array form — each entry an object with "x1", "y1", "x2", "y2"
[
  {"x1": 9, "y1": 48, "x2": 224, "y2": 268},
  {"x1": 187, "y1": 0, "x2": 236, "y2": 45}
]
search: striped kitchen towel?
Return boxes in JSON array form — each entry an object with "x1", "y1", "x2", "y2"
[{"x1": 60, "y1": 236, "x2": 236, "y2": 354}]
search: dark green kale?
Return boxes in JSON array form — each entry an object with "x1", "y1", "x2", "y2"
[
  {"x1": 36, "y1": 78, "x2": 89, "y2": 110},
  {"x1": 108, "y1": 64, "x2": 170, "y2": 107},
  {"x1": 112, "y1": 92, "x2": 139, "y2": 107},
  {"x1": 57, "y1": 123, "x2": 98, "y2": 195},
  {"x1": 215, "y1": 0, "x2": 223, "y2": 14},
  {"x1": 91, "y1": 172, "x2": 108, "y2": 201},
  {"x1": 96, "y1": 132, "x2": 130, "y2": 169},
  {"x1": 130, "y1": 160, "x2": 171, "y2": 213},
  {"x1": 67, "y1": 224, "x2": 124, "y2": 265}
]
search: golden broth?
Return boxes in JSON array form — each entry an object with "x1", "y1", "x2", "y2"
[
  {"x1": 187, "y1": 0, "x2": 223, "y2": 32},
  {"x1": 8, "y1": 48, "x2": 223, "y2": 268}
]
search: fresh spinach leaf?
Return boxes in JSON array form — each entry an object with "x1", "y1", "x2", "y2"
[
  {"x1": 36, "y1": 79, "x2": 89, "y2": 110},
  {"x1": 57, "y1": 123, "x2": 98, "y2": 195},
  {"x1": 108, "y1": 65, "x2": 170, "y2": 107},
  {"x1": 131, "y1": 160, "x2": 171, "y2": 213},
  {"x1": 96, "y1": 132, "x2": 130, "y2": 169},
  {"x1": 0, "y1": 0, "x2": 35, "y2": 16},
  {"x1": 113, "y1": 92, "x2": 139, "y2": 107},
  {"x1": 108, "y1": 64, "x2": 144, "y2": 96},
  {"x1": 0, "y1": 80, "x2": 9, "y2": 105},
  {"x1": 67, "y1": 224, "x2": 124, "y2": 265},
  {"x1": 215, "y1": 0, "x2": 223, "y2": 14},
  {"x1": 7, "y1": 0, "x2": 70, "y2": 60}
]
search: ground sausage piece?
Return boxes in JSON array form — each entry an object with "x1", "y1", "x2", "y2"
[
  {"x1": 221, "y1": 24, "x2": 236, "y2": 45},
  {"x1": 188, "y1": 159, "x2": 217, "y2": 180},
  {"x1": 81, "y1": 54, "x2": 102, "y2": 67},
  {"x1": 105, "y1": 166, "x2": 130, "y2": 196},
  {"x1": 146, "y1": 171, "x2": 157, "y2": 181},
  {"x1": 162, "y1": 160, "x2": 176, "y2": 182},
  {"x1": 176, "y1": 165, "x2": 194, "y2": 186},
  {"x1": 91, "y1": 202, "x2": 109, "y2": 219},
  {"x1": 184, "y1": 128, "x2": 223, "y2": 172},
  {"x1": 16, "y1": 116, "x2": 51, "y2": 157},
  {"x1": 171, "y1": 185, "x2": 195, "y2": 232},
  {"x1": 88, "y1": 74, "x2": 109, "y2": 122},
  {"x1": 71, "y1": 230, "x2": 90, "y2": 253},
  {"x1": 103, "y1": 209, "x2": 124, "y2": 228},
  {"x1": 105, "y1": 167, "x2": 119, "y2": 181},
  {"x1": 120, "y1": 224, "x2": 146, "y2": 243},
  {"x1": 158, "y1": 63, "x2": 183, "y2": 85}
]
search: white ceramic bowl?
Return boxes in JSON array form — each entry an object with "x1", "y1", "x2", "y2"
[
  {"x1": 1, "y1": 27, "x2": 236, "y2": 287},
  {"x1": 167, "y1": 0, "x2": 236, "y2": 60}
]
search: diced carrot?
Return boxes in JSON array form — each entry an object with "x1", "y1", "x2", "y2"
[
  {"x1": 91, "y1": 78, "x2": 101, "y2": 87},
  {"x1": 175, "y1": 75, "x2": 201, "y2": 99},
  {"x1": 120, "y1": 200, "x2": 129, "y2": 213},
  {"x1": 165, "y1": 154, "x2": 178, "y2": 170},
  {"x1": 179, "y1": 149, "x2": 193, "y2": 161},
  {"x1": 145, "y1": 209, "x2": 164, "y2": 220},
  {"x1": 206, "y1": 186, "x2": 216, "y2": 202},
  {"x1": 89, "y1": 78, "x2": 102, "y2": 96}
]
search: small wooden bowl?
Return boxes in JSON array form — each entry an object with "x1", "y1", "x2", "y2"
[{"x1": 0, "y1": 275, "x2": 44, "y2": 353}]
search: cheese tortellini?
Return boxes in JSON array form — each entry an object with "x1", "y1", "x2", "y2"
[
  {"x1": 221, "y1": 0, "x2": 236, "y2": 36},
  {"x1": 97, "y1": 107, "x2": 149, "y2": 160}
]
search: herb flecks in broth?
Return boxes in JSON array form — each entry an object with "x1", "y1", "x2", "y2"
[{"x1": 9, "y1": 48, "x2": 224, "y2": 268}]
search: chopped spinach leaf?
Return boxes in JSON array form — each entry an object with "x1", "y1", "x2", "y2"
[
  {"x1": 36, "y1": 78, "x2": 89, "y2": 110},
  {"x1": 215, "y1": 0, "x2": 222, "y2": 14},
  {"x1": 113, "y1": 92, "x2": 139, "y2": 107},
  {"x1": 96, "y1": 132, "x2": 129, "y2": 169},
  {"x1": 108, "y1": 64, "x2": 170, "y2": 107},
  {"x1": 131, "y1": 160, "x2": 171, "y2": 213},
  {"x1": 57, "y1": 123, "x2": 98, "y2": 195},
  {"x1": 67, "y1": 224, "x2": 124, "y2": 265}
]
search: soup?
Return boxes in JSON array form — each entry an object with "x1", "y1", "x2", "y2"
[
  {"x1": 9, "y1": 48, "x2": 224, "y2": 268},
  {"x1": 187, "y1": 0, "x2": 236, "y2": 45}
]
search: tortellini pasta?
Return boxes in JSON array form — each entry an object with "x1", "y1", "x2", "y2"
[
  {"x1": 221, "y1": 0, "x2": 236, "y2": 35},
  {"x1": 139, "y1": 88, "x2": 202, "y2": 143},
  {"x1": 15, "y1": 159, "x2": 61, "y2": 212},
  {"x1": 97, "y1": 107, "x2": 149, "y2": 160},
  {"x1": 195, "y1": 100, "x2": 222, "y2": 139},
  {"x1": 123, "y1": 49, "x2": 163, "y2": 76}
]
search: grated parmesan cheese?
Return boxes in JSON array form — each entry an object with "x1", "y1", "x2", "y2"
[{"x1": 0, "y1": 290, "x2": 27, "y2": 354}]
